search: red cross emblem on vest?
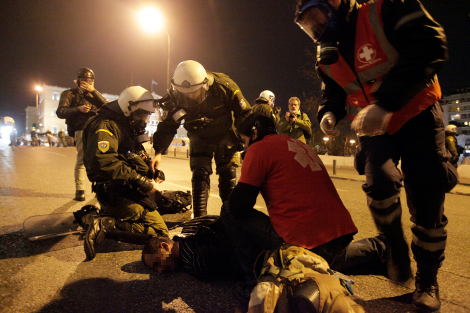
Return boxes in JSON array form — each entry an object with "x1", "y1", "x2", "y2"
[{"x1": 357, "y1": 44, "x2": 376, "y2": 64}]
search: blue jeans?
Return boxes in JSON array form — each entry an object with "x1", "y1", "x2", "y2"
[{"x1": 220, "y1": 202, "x2": 386, "y2": 285}]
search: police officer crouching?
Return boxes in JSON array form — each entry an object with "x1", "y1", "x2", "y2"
[{"x1": 82, "y1": 86, "x2": 168, "y2": 260}]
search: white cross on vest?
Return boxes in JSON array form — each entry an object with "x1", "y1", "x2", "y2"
[{"x1": 358, "y1": 44, "x2": 375, "y2": 62}]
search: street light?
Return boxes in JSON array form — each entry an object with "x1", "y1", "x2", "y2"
[
  {"x1": 35, "y1": 85, "x2": 43, "y2": 128},
  {"x1": 137, "y1": 6, "x2": 170, "y2": 90}
]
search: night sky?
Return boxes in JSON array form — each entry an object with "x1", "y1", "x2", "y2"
[{"x1": 1, "y1": 0, "x2": 469, "y2": 132}]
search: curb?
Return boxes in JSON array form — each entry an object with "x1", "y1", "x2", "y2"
[{"x1": 329, "y1": 176, "x2": 470, "y2": 196}]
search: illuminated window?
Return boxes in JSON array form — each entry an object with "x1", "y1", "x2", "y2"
[
  {"x1": 52, "y1": 92, "x2": 60, "y2": 100},
  {"x1": 52, "y1": 108, "x2": 57, "y2": 117}
]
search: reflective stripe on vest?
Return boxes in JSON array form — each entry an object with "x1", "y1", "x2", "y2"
[{"x1": 320, "y1": 0, "x2": 440, "y2": 134}]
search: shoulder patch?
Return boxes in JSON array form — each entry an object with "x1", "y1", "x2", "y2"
[{"x1": 98, "y1": 141, "x2": 110, "y2": 153}]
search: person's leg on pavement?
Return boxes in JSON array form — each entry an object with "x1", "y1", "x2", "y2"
[
  {"x1": 398, "y1": 103, "x2": 457, "y2": 312},
  {"x1": 356, "y1": 134, "x2": 412, "y2": 282},
  {"x1": 74, "y1": 130, "x2": 86, "y2": 201},
  {"x1": 85, "y1": 195, "x2": 169, "y2": 260},
  {"x1": 311, "y1": 234, "x2": 387, "y2": 274}
]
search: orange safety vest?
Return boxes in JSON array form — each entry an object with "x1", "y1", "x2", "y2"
[{"x1": 319, "y1": 0, "x2": 441, "y2": 134}]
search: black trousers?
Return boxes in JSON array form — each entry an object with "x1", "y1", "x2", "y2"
[{"x1": 355, "y1": 102, "x2": 458, "y2": 271}]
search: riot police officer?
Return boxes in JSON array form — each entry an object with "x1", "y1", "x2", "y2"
[
  {"x1": 82, "y1": 86, "x2": 168, "y2": 260},
  {"x1": 151, "y1": 60, "x2": 251, "y2": 217}
]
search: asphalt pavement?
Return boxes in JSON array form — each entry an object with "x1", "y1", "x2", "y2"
[{"x1": 1, "y1": 140, "x2": 469, "y2": 313}]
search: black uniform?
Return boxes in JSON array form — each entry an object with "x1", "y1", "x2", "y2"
[
  {"x1": 153, "y1": 72, "x2": 251, "y2": 217},
  {"x1": 83, "y1": 103, "x2": 168, "y2": 236}
]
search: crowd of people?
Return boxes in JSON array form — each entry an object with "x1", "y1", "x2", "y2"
[{"x1": 35, "y1": 0, "x2": 463, "y2": 312}]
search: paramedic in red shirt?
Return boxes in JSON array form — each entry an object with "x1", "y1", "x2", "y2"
[{"x1": 221, "y1": 106, "x2": 386, "y2": 294}]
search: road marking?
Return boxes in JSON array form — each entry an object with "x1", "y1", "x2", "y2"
[
  {"x1": 336, "y1": 189, "x2": 348, "y2": 192},
  {"x1": 44, "y1": 151, "x2": 68, "y2": 157}
]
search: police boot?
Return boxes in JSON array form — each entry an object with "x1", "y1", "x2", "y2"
[
  {"x1": 73, "y1": 205, "x2": 100, "y2": 229},
  {"x1": 84, "y1": 215, "x2": 116, "y2": 260},
  {"x1": 192, "y1": 167, "x2": 210, "y2": 218},
  {"x1": 218, "y1": 165, "x2": 237, "y2": 202},
  {"x1": 413, "y1": 268, "x2": 440, "y2": 312},
  {"x1": 74, "y1": 190, "x2": 86, "y2": 201}
]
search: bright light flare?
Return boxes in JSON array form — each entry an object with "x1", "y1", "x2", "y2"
[
  {"x1": 350, "y1": 139, "x2": 355, "y2": 144},
  {"x1": 35, "y1": 85, "x2": 43, "y2": 92},
  {"x1": 323, "y1": 137, "x2": 329, "y2": 142},
  {"x1": 137, "y1": 6, "x2": 165, "y2": 34},
  {"x1": 1, "y1": 126, "x2": 12, "y2": 138}
]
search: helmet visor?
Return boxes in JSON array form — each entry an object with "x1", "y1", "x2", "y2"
[
  {"x1": 295, "y1": 2, "x2": 332, "y2": 42},
  {"x1": 131, "y1": 100, "x2": 160, "y2": 123},
  {"x1": 174, "y1": 83, "x2": 209, "y2": 107}
]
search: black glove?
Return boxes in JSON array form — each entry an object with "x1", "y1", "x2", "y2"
[
  {"x1": 131, "y1": 174, "x2": 154, "y2": 194},
  {"x1": 154, "y1": 169, "x2": 165, "y2": 182}
]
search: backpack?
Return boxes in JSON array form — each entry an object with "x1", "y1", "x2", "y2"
[
  {"x1": 157, "y1": 190, "x2": 192, "y2": 215},
  {"x1": 248, "y1": 244, "x2": 364, "y2": 313}
]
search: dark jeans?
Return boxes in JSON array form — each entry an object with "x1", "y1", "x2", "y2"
[{"x1": 220, "y1": 201, "x2": 386, "y2": 285}]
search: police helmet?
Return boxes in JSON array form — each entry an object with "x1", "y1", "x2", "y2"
[
  {"x1": 171, "y1": 60, "x2": 210, "y2": 107},
  {"x1": 445, "y1": 124, "x2": 458, "y2": 135},
  {"x1": 77, "y1": 68, "x2": 95, "y2": 80},
  {"x1": 117, "y1": 86, "x2": 158, "y2": 122},
  {"x1": 259, "y1": 90, "x2": 275, "y2": 105}
]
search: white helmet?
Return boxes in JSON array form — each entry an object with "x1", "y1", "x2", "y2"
[
  {"x1": 445, "y1": 124, "x2": 458, "y2": 135},
  {"x1": 171, "y1": 60, "x2": 210, "y2": 107},
  {"x1": 259, "y1": 90, "x2": 275, "y2": 106},
  {"x1": 118, "y1": 86, "x2": 156, "y2": 117}
]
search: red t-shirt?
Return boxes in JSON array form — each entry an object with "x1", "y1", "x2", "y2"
[{"x1": 239, "y1": 134, "x2": 358, "y2": 249}]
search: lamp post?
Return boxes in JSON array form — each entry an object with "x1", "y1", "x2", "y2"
[
  {"x1": 35, "y1": 85, "x2": 43, "y2": 128},
  {"x1": 137, "y1": 6, "x2": 170, "y2": 90}
]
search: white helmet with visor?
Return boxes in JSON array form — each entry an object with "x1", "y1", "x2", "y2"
[
  {"x1": 171, "y1": 60, "x2": 210, "y2": 108},
  {"x1": 118, "y1": 86, "x2": 159, "y2": 124}
]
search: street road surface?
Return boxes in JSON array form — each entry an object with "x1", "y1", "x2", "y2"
[{"x1": 0, "y1": 139, "x2": 469, "y2": 312}]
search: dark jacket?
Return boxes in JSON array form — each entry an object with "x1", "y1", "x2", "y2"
[
  {"x1": 153, "y1": 72, "x2": 251, "y2": 154},
  {"x1": 317, "y1": 0, "x2": 447, "y2": 124},
  {"x1": 57, "y1": 88, "x2": 107, "y2": 137},
  {"x1": 175, "y1": 217, "x2": 243, "y2": 280},
  {"x1": 82, "y1": 103, "x2": 148, "y2": 184}
]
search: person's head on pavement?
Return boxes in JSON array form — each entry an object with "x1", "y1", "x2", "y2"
[{"x1": 142, "y1": 236, "x2": 179, "y2": 273}]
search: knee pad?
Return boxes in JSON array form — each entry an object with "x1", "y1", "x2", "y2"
[{"x1": 192, "y1": 167, "x2": 210, "y2": 184}]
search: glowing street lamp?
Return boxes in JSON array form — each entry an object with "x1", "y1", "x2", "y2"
[
  {"x1": 35, "y1": 85, "x2": 43, "y2": 128},
  {"x1": 137, "y1": 6, "x2": 170, "y2": 90}
]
